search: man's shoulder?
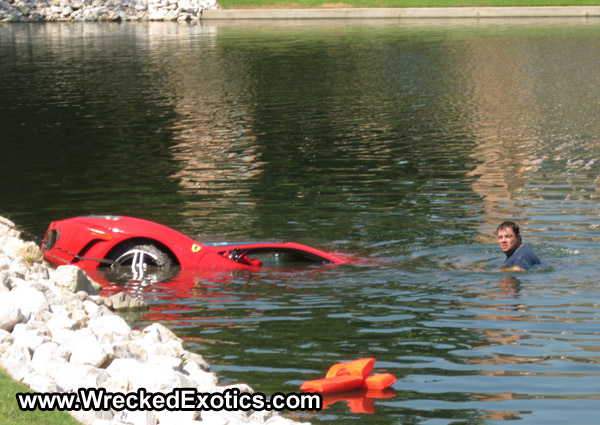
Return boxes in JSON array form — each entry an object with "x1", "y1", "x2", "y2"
[
  {"x1": 504, "y1": 244, "x2": 541, "y2": 269},
  {"x1": 516, "y1": 244, "x2": 535, "y2": 255}
]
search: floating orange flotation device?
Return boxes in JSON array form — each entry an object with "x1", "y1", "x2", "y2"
[
  {"x1": 299, "y1": 374, "x2": 365, "y2": 394},
  {"x1": 325, "y1": 357, "x2": 374, "y2": 379},
  {"x1": 361, "y1": 373, "x2": 397, "y2": 390},
  {"x1": 300, "y1": 358, "x2": 396, "y2": 394}
]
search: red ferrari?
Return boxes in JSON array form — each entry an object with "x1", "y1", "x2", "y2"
[{"x1": 41, "y1": 215, "x2": 349, "y2": 273}]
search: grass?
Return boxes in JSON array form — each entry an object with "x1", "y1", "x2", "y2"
[
  {"x1": 218, "y1": 0, "x2": 600, "y2": 8},
  {"x1": 0, "y1": 368, "x2": 81, "y2": 425}
]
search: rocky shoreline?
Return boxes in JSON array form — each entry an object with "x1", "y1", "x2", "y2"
[
  {"x1": 0, "y1": 216, "x2": 306, "y2": 425},
  {"x1": 0, "y1": 0, "x2": 218, "y2": 22}
]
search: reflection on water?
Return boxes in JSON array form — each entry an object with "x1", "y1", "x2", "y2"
[{"x1": 2, "y1": 19, "x2": 600, "y2": 425}]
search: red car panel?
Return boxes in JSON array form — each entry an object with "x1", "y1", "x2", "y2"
[{"x1": 41, "y1": 215, "x2": 349, "y2": 271}]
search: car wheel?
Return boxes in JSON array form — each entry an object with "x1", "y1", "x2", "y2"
[{"x1": 113, "y1": 244, "x2": 173, "y2": 269}]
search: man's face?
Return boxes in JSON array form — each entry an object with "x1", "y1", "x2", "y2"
[{"x1": 497, "y1": 228, "x2": 520, "y2": 254}]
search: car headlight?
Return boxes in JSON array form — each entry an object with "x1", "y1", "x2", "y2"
[{"x1": 43, "y1": 229, "x2": 58, "y2": 251}]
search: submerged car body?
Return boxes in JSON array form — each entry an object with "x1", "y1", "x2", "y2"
[{"x1": 41, "y1": 215, "x2": 349, "y2": 272}]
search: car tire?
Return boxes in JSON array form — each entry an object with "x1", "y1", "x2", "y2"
[{"x1": 113, "y1": 243, "x2": 173, "y2": 268}]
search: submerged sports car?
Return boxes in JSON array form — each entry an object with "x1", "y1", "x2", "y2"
[{"x1": 41, "y1": 215, "x2": 348, "y2": 272}]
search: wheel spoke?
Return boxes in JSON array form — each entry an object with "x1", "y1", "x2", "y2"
[{"x1": 131, "y1": 250, "x2": 142, "y2": 273}]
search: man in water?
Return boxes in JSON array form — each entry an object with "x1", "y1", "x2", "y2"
[{"x1": 497, "y1": 221, "x2": 541, "y2": 271}]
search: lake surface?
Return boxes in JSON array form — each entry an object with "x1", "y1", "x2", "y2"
[{"x1": 2, "y1": 18, "x2": 600, "y2": 424}]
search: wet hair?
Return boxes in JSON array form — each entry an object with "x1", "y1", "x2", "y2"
[{"x1": 497, "y1": 221, "x2": 520, "y2": 236}]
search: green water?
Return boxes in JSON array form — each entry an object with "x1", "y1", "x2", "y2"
[{"x1": 2, "y1": 19, "x2": 600, "y2": 424}]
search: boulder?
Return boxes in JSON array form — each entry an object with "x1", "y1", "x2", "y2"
[
  {"x1": 69, "y1": 332, "x2": 109, "y2": 368},
  {"x1": 0, "y1": 329, "x2": 15, "y2": 357},
  {"x1": 155, "y1": 409, "x2": 200, "y2": 425},
  {"x1": 17, "y1": 241, "x2": 44, "y2": 264},
  {"x1": 46, "y1": 306, "x2": 78, "y2": 333},
  {"x1": 0, "y1": 294, "x2": 22, "y2": 331},
  {"x1": 11, "y1": 322, "x2": 51, "y2": 351},
  {"x1": 50, "y1": 265, "x2": 101, "y2": 295},
  {"x1": 105, "y1": 358, "x2": 195, "y2": 393},
  {"x1": 46, "y1": 303, "x2": 89, "y2": 332},
  {"x1": 183, "y1": 358, "x2": 218, "y2": 388},
  {"x1": 107, "y1": 291, "x2": 149, "y2": 311},
  {"x1": 0, "y1": 217, "x2": 20, "y2": 238},
  {"x1": 0, "y1": 271, "x2": 12, "y2": 291},
  {"x1": 52, "y1": 363, "x2": 110, "y2": 392},
  {"x1": 183, "y1": 350, "x2": 210, "y2": 371},
  {"x1": 22, "y1": 371, "x2": 60, "y2": 393},
  {"x1": 31, "y1": 341, "x2": 70, "y2": 375},
  {"x1": 112, "y1": 410, "x2": 158, "y2": 425},
  {"x1": 1, "y1": 342, "x2": 32, "y2": 381},
  {"x1": 9, "y1": 285, "x2": 50, "y2": 319},
  {"x1": 88, "y1": 313, "x2": 132, "y2": 344},
  {"x1": 107, "y1": 339, "x2": 149, "y2": 363}
]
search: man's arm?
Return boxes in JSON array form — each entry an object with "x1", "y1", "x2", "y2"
[{"x1": 500, "y1": 264, "x2": 526, "y2": 272}]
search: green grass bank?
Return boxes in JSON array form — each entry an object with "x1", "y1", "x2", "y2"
[
  {"x1": 218, "y1": 0, "x2": 600, "y2": 8},
  {"x1": 0, "y1": 368, "x2": 81, "y2": 425}
]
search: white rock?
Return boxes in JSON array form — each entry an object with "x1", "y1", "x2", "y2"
[
  {"x1": 0, "y1": 217, "x2": 21, "y2": 238},
  {"x1": 155, "y1": 409, "x2": 200, "y2": 425},
  {"x1": 0, "y1": 271, "x2": 12, "y2": 291},
  {"x1": 0, "y1": 328, "x2": 15, "y2": 357},
  {"x1": 107, "y1": 339, "x2": 148, "y2": 362},
  {"x1": 1, "y1": 342, "x2": 32, "y2": 381},
  {"x1": 47, "y1": 303, "x2": 89, "y2": 331},
  {"x1": 183, "y1": 358, "x2": 218, "y2": 388},
  {"x1": 143, "y1": 322, "x2": 180, "y2": 343},
  {"x1": 50, "y1": 327, "x2": 78, "y2": 347},
  {"x1": 106, "y1": 358, "x2": 194, "y2": 393},
  {"x1": 183, "y1": 350, "x2": 210, "y2": 371},
  {"x1": 10, "y1": 285, "x2": 50, "y2": 318},
  {"x1": 148, "y1": 9, "x2": 164, "y2": 19},
  {"x1": 6, "y1": 275, "x2": 29, "y2": 289},
  {"x1": 0, "y1": 329, "x2": 14, "y2": 344},
  {"x1": 201, "y1": 411, "x2": 236, "y2": 425},
  {"x1": 11, "y1": 322, "x2": 51, "y2": 351},
  {"x1": 52, "y1": 363, "x2": 109, "y2": 392},
  {"x1": 2, "y1": 236, "x2": 28, "y2": 258},
  {"x1": 112, "y1": 410, "x2": 158, "y2": 425},
  {"x1": 148, "y1": 354, "x2": 183, "y2": 371},
  {"x1": 24, "y1": 262, "x2": 50, "y2": 282},
  {"x1": 50, "y1": 265, "x2": 101, "y2": 295},
  {"x1": 22, "y1": 371, "x2": 60, "y2": 393},
  {"x1": 83, "y1": 299, "x2": 101, "y2": 316},
  {"x1": 8, "y1": 259, "x2": 29, "y2": 279},
  {"x1": 264, "y1": 415, "x2": 309, "y2": 425},
  {"x1": 16, "y1": 240, "x2": 44, "y2": 264},
  {"x1": 31, "y1": 341, "x2": 69, "y2": 374},
  {"x1": 146, "y1": 337, "x2": 184, "y2": 358},
  {"x1": 46, "y1": 306, "x2": 78, "y2": 333},
  {"x1": 108, "y1": 291, "x2": 148, "y2": 311},
  {"x1": 70, "y1": 404, "x2": 114, "y2": 425},
  {"x1": 88, "y1": 313, "x2": 132, "y2": 343},
  {"x1": 142, "y1": 323, "x2": 185, "y2": 357},
  {"x1": 0, "y1": 294, "x2": 23, "y2": 331},
  {"x1": 70, "y1": 332, "x2": 109, "y2": 367}
]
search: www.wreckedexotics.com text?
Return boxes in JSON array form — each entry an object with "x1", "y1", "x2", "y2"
[{"x1": 17, "y1": 387, "x2": 322, "y2": 412}]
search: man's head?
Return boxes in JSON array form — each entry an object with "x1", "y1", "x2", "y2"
[{"x1": 497, "y1": 221, "x2": 522, "y2": 256}]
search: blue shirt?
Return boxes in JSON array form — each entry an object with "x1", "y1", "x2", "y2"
[{"x1": 503, "y1": 244, "x2": 541, "y2": 270}]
